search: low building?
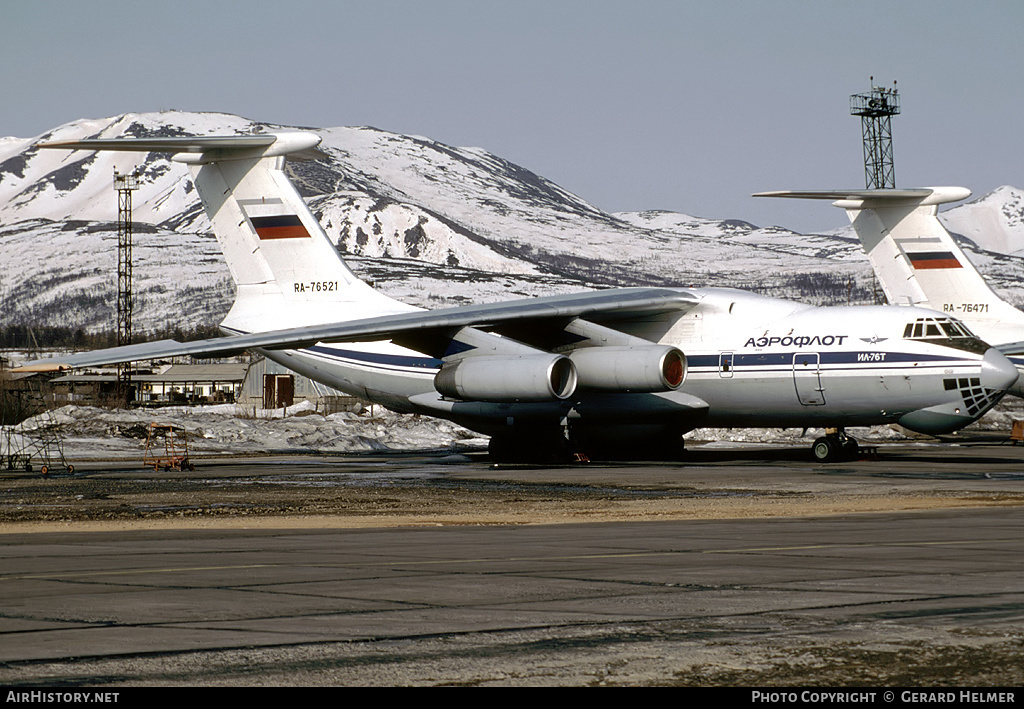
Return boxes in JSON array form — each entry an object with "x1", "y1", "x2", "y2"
[
  {"x1": 51, "y1": 363, "x2": 249, "y2": 406},
  {"x1": 47, "y1": 357, "x2": 364, "y2": 412},
  {"x1": 236, "y1": 357, "x2": 364, "y2": 414}
]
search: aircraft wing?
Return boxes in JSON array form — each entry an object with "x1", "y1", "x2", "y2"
[
  {"x1": 995, "y1": 340, "x2": 1024, "y2": 358},
  {"x1": 20, "y1": 287, "x2": 699, "y2": 370}
]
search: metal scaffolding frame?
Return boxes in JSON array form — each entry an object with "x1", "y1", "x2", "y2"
[
  {"x1": 1, "y1": 369, "x2": 71, "y2": 476},
  {"x1": 850, "y1": 80, "x2": 900, "y2": 190},
  {"x1": 114, "y1": 169, "x2": 140, "y2": 404}
]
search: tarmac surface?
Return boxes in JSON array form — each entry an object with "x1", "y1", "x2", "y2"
[{"x1": 1, "y1": 441, "x2": 1023, "y2": 686}]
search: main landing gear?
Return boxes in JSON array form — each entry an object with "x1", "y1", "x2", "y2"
[
  {"x1": 811, "y1": 429, "x2": 859, "y2": 463},
  {"x1": 488, "y1": 431, "x2": 687, "y2": 463},
  {"x1": 488, "y1": 432, "x2": 570, "y2": 463}
]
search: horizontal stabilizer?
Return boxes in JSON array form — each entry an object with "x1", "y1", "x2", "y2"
[
  {"x1": 755, "y1": 189, "x2": 932, "y2": 200},
  {"x1": 39, "y1": 133, "x2": 325, "y2": 161},
  {"x1": 754, "y1": 187, "x2": 971, "y2": 207},
  {"x1": 755, "y1": 185, "x2": 1024, "y2": 339}
]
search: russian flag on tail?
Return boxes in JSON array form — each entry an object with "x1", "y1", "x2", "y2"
[
  {"x1": 239, "y1": 198, "x2": 311, "y2": 240},
  {"x1": 249, "y1": 214, "x2": 310, "y2": 240},
  {"x1": 906, "y1": 251, "x2": 962, "y2": 270}
]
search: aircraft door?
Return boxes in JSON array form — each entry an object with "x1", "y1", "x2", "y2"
[
  {"x1": 793, "y1": 352, "x2": 825, "y2": 406},
  {"x1": 719, "y1": 352, "x2": 734, "y2": 378}
]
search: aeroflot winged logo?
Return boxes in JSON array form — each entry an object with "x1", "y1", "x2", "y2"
[{"x1": 239, "y1": 199, "x2": 311, "y2": 240}]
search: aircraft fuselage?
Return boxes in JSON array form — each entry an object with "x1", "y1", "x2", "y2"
[{"x1": 260, "y1": 287, "x2": 1017, "y2": 441}]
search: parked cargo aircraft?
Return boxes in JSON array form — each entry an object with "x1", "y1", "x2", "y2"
[
  {"x1": 32, "y1": 135, "x2": 1018, "y2": 461},
  {"x1": 756, "y1": 188, "x2": 1024, "y2": 398}
]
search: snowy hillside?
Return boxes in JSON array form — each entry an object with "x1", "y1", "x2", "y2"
[
  {"x1": 941, "y1": 185, "x2": 1024, "y2": 257},
  {"x1": 2, "y1": 111, "x2": 1023, "y2": 332}
]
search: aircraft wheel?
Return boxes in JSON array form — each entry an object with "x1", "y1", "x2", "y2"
[
  {"x1": 488, "y1": 436, "x2": 518, "y2": 463},
  {"x1": 812, "y1": 437, "x2": 838, "y2": 463},
  {"x1": 488, "y1": 434, "x2": 571, "y2": 463},
  {"x1": 639, "y1": 437, "x2": 687, "y2": 461},
  {"x1": 842, "y1": 436, "x2": 859, "y2": 459},
  {"x1": 40, "y1": 465, "x2": 49, "y2": 478}
]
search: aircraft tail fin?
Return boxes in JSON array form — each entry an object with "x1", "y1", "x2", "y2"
[
  {"x1": 755, "y1": 188, "x2": 1024, "y2": 327},
  {"x1": 40, "y1": 133, "x2": 412, "y2": 334}
]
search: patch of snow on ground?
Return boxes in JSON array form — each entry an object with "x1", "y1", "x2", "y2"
[
  {"x1": 6, "y1": 397, "x2": 1019, "y2": 464},
  {"x1": 10, "y1": 402, "x2": 487, "y2": 460}
]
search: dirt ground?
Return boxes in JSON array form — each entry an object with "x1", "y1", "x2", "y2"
[{"x1": 3, "y1": 452, "x2": 1024, "y2": 534}]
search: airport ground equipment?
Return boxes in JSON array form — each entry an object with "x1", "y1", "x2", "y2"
[
  {"x1": 0, "y1": 368, "x2": 71, "y2": 476},
  {"x1": 143, "y1": 423, "x2": 194, "y2": 471}
]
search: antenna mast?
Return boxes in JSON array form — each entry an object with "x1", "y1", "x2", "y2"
[
  {"x1": 114, "y1": 168, "x2": 140, "y2": 405},
  {"x1": 849, "y1": 78, "x2": 900, "y2": 189}
]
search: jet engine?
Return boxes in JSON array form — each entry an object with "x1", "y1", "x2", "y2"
[
  {"x1": 434, "y1": 354, "x2": 577, "y2": 402},
  {"x1": 568, "y1": 345, "x2": 686, "y2": 392}
]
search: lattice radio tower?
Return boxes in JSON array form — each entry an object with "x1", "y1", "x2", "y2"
[
  {"x1": 849, "y1": 78, "x2": 900, "y2": 189},
  {"x1": 114, "y1": 168, "x2": 140, "y2": 403}
]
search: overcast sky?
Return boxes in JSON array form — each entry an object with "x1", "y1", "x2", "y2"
[{"x1": 3, "y1": 0, "x2": 1022, "y2": 232}]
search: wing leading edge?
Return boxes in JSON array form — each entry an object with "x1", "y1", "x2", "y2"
[{"x1": 19, "y1": 288, "x2": 700, "y2": 371}]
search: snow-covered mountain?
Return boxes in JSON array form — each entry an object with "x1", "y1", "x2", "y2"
[
  {"x1": 940, "y1": 185, "x2": 1024, "y2": 257},
  {"x1": 2, "y1": 111, "x2": 1023, "y2": 332}
]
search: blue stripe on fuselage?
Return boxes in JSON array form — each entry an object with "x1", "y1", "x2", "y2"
[
  {"x1": 688, "y1": 351, "x2": 968, "y2": 369},
  {"x1": 302, "y1": 346, "x2": 968, "y2": 376},
  {"x1": 306, "y1": 344, "x2": 442, "y2": 370}
]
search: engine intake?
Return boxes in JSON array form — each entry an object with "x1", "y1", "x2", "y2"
[
  {"x1": 434, "y1": 354, "x2": 577, "y2": 402},
  {"x1": 569, "y1": 345, "x2": 686, "y2": 392}
]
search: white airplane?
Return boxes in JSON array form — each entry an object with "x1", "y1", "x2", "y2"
[
  {"x1": 29, "y1": 134, "x2": 1018, "y2": 462},
  {"x1": 756, "y1": 187, "x2": 1024, "y2": 398}
]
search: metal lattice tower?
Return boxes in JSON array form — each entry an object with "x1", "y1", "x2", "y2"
[
  {"x1": 114, "y1": 169, "x2": 140, "y2": 403},
  {"x1": 850, "y1": 79, "x2": 900, "y2": 189}
]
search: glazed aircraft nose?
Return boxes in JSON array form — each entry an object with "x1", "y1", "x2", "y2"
[
  {"x1": 897, "y1": 347, "x2": 1017, "y2": 435},
  {"x1": 982, "y1": 347, "x2": 1019, "y2": 391}
]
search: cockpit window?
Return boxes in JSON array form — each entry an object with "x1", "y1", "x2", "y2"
[{"x1": 902, "y1": 317, "x2": 989, "y2": 354}]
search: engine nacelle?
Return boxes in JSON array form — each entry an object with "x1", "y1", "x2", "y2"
[
  {"x1": 569, "y1": 345, "x2": 686, "y2": 392},
  {"x1": 434, "y1": 354, "x2": 577, "y2": 402}
]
